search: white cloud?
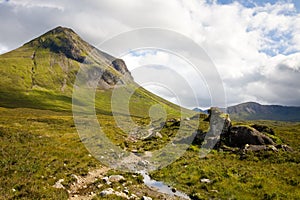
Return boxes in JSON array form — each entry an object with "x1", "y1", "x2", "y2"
[
  {"x1": 0, "y1": 44, "x2": 8, "y2": 54},
  {"x1": 1, "y1": 0, "x2": 300, "y2": 107}
]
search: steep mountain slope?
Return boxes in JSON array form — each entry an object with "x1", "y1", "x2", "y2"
[
  {"x1": 227, "y1": 102, "x2": 300, "y2": 121},
  {"x1": 0, "y1": 26, "x2": 183, "y2": 117},
  {"x1": 0, "y1": 26, "x2": 130, "y2": 93}
]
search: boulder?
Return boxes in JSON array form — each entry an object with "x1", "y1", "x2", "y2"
[
  {"x1": 228, "y1": 126, "x2": 274, "y2": 148},
  {"x1": 108, "y1": 175, "x2": 125, "y2": 183},
  {"x1": 206, "y1": 107, "x2": 232, "y2": 136},
  {"x1": 53, "y1": 179, "x2": 65, "y2": 189},
  {"x1": 251, "y1": 124, "x2": 275, "y2": 135},
  {"x1": 99, "y1": 188, "x2": 114, "y2": 197}
]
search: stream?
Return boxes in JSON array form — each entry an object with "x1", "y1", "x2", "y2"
[{"x1": 139, "y1": 171, "x2": 191, "y2": 199}]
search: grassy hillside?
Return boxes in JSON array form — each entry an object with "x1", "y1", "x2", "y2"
[{"x1": 0, "y1": 27, "x2": 299, "y2": 199}]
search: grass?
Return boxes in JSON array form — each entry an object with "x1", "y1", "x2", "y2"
[
  {"x1": 150, "y1": 120, "x2": 300, "y2": 200},
  {"x1": 0, "y1": 28, "x2": 299, "y2": 199},
  {"x1": 0, "y1": 107, "x2": 101, "y2": 199},
  {"x1": 1, "y1": 102, "x2": 299, "y2": 199}
]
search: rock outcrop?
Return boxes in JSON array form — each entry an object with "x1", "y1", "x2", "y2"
[
  {"x1": 199, "y1": 108, "x2": 287, "y2": 152},
  {"x1": 226, "y1": 126, "x2": 274, "y2": 148}
]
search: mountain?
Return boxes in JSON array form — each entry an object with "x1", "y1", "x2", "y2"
[
  {"x1": 227, "y1": 102, "x2": 300, "y2": 121},
  {"x1": 0, "y1": 26, "x2": 132, "y2": 94},
  {"x1": 0, "y1": 26, "x2": 183, "y2": 116},
  {"x1": 192, "y1": 107, "x2": 209, "y2": 114}
]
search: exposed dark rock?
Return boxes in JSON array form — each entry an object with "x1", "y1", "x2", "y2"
[
  {"x1": 227, "y1": 126, "x2": 274, "y2": 148},
  {"x1": 205, "y1": 107, "x2": 232, "y2": 136},
  {"x1": 112, "y1": 59, "x2": 130, "y2": 75},
  {"x1": 251, "y1": 124, "x2": 275, "y2": 135},
  {"x1": 193, "y1": 108, "x2": 283, "y2": 152},
  {"x1": 193, "y1": 130, "x2": 206, "y2": 144}
]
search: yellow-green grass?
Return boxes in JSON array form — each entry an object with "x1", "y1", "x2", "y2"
[{"x1": 150, "y1": 120, "x2": 300, "y2": 200}]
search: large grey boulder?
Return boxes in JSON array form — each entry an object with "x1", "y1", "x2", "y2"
[{"x1": 227, "y1": 126, "x2": 274, "y2": 147}]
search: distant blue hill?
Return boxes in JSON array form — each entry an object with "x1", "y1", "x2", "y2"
[
  {"x1": 194, "y1": 102, "x2": 300, "y2": 122},
  {"x1": 192, "y1": 107, "x2": 209, "y2": 114}
]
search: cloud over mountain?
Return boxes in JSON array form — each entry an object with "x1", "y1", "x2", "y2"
[{"x1": 0, "y1": 0, "x2": 299, "y2": 107}]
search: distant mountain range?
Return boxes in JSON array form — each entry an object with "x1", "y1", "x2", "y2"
[
  {"x1": 194, "y1": 102, "x2": 300, "y2": 122},
  {"x1": 192, "y1": 107, "x2": 209, "y2": 114}
]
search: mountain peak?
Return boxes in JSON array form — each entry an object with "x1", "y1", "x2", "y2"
[
  {"x1": 48, "y1": 26, "x2": 76, "y2": 34},
  {"x1": 0, "y1": 26, "x2": 132, "y2": 93},
  {"x1": 25, "y1": 26, "x2": 90, "y2": 62}
]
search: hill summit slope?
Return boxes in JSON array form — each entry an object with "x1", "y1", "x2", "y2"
[
  {"x1": 0, "y1": 26, "x2": 184, "y2": 117},
  {"x1": 0, "y1": 26, "x2": 132, "y2": 94}
]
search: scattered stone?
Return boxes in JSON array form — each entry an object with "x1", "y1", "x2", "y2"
[
  {"x1": 171, "y1": 188, "x2": 177, "y2": 193},
  {"x1": 102, "y1": 176, "x2": 112, "y2": 185},
  {"x1": 220, "y1": 145, "x2": 239, "y2": 153},
  {"x1": 200, "y1": 178, "x2": 211, "y2": 183},
  {"x1": 99, "y1": 188, "x2": 114, "y2": 197},
  {"x1": 108, "y1": 175, "x2": 125, "y2": 183},
  {"x1": 115, "y1": 191, "x2": 129, "y2": 199},
  {"x1": 102, "y1": 176, "x2": 109, "y2": 182},
  {"x1": 53, "y1": 179, "x2": 65, "y2": 189},
  {"x1": 123, "y1": 189, "x2": 129, "y2": 194},
  {"x1": 276, "y1": 144, "x2": 293, "y2": 152},
  {"x1": 269, "y1": 145, "x2": 278, "y2": 152},
  {"x1": 142, "y1": 196, "x2": 153, "y2": 200},
  {"x1": 138, "y1": 160, "x2": 150, "y2": 167},
  {"x1": 154, "y1": 132, "x2": 162, "y2": 138},
  {"x1": 129, "y1": 194, "x2": 138, "y2": 199},
  {"x1": 167, "y1": 118, "x2": 178, "y2": 123},
  {"x1": 243, "y1": 144, "x2": 280, "y2": 153},
  {"x1": 71, "y1": 174, "x2": 80, "y2": 183}
]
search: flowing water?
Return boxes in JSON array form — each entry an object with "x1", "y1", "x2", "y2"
[{"x1": 139, "y1": 171, "x2": 190, "y2": 199}]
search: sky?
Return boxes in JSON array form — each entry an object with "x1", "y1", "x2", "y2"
[{"x1": 0, "y1": 0, "x2": 300, "y2": 108}]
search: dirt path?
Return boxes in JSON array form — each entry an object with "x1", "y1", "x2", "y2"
[
  {"x1": 67, "y1": 166, "x2": 186, "y2": 200},
  {"x1": 68, "y1": 166, "x2": 110, "y2": 200}
]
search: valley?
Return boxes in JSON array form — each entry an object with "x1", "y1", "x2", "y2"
[{"x1": 0, "y1": 26, "x2": 299, "y2": 200}]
